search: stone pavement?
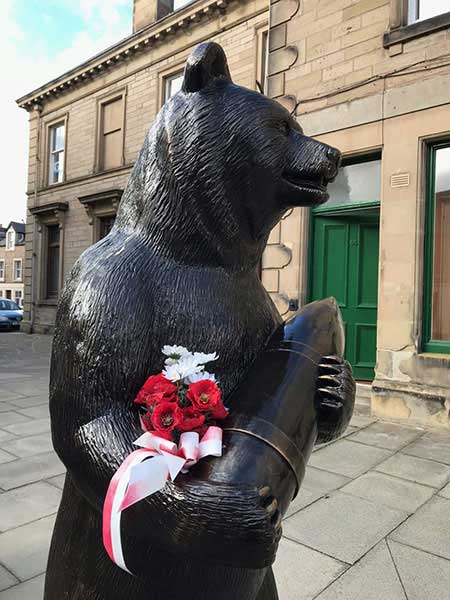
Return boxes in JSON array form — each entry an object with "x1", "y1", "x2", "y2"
[{"x1": 0, "y1": 334, "x2": 450, "y2": 599}]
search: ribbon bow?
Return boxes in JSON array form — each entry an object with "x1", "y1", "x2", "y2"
[{"x1": 103, "y1": 427, "x2": 223, "y2": 573}]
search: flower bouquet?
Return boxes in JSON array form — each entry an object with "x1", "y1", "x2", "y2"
[
  {"x1": 135, "y1": 345, "x2": 228, "y2": 441},
  {"x1": 103, "y1": 346, "x2": 228, "y2": 573}
]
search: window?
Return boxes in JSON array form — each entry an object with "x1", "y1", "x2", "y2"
[
  {"x1": 99, "y1": 96, "x2": 124, "y2": 171},
  {"x1": 164, "y1": 72, "x2": 183, "y2": 102},
  {"x1": 0, "y1": 260, "x2": 4, "y2": 281},
  {"x1": 408, "y1": 0, "x2": 449, "y2": 24},
  {"x1": 14, "y1": 259, "x2": 22, "y2": 281},
  {"x1": 99, "y1": 215, "x2": 116, "y2": 240},
  {"x1": 314, "y1": 156, "x2": 382, "y2": 213},
  {"x1": 258, "y1": 31, "x2": 268, "y2": 93},
  {"x1": 46, "y1": 225, "x2": 60, "y2": 299},
  {"x1": 423, "y1": 142, "x2": 450, "y2": 352},
  {"x1": 157, "y1": 0, "x2": 193, "y2": 19},
  {"x1": 48, "y1": 122, "x2": 65, "y2": 184},
  {"x1": 14, "y1": 290, "x2": 23, "y2": 308},
  {"x1": 6, "y1": 230, "x2": 15, "y2": 250}
]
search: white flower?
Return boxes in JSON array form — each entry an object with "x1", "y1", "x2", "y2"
[
  {"x1": 185, "y1": 371, "x2": 217, "y2": 384},
  {"x1": 192, "y1": 352, "x2": 218, "y2": 365},
  {"x1": 163, "y1": 355, "x2": 204, "y2": 383},
  {"x1": 162, "y1": 345, "x2": 191, "y2": 359}
]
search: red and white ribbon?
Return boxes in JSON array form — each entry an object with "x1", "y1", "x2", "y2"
[{"x1": 102, "y1": 427, "x2": 223, "y2": 573}]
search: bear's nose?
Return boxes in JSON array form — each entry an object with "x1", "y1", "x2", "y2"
[{"x1": 324, "y1": 146, "x2": 341, "y2": 182}]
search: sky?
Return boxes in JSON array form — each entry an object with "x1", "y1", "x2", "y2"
[{"x1": 0, "y1": 0, "x2": 133, "y2": 228}]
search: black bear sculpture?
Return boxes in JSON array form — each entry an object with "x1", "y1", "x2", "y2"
[{"x1": 45, "y1": 42, "x2": 355, "y2": 600}]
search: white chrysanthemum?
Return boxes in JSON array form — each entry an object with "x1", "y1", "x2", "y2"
[
  {"x1": 192, "y1": 352, "x2": 218, "y2": 365},
  {"x1": 185, "y1": 371, "x2": 217, "y2": 384},
  {"x1": 163, "y1": 355, "x2": 204, "y2": 383},
  {"x1": 162, "y1": 345, "x2": 191, "y2": 359}
]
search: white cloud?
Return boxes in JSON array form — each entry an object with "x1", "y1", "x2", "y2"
[{"x1": 0, "y1": 0, "x2": 131, "y2": 227}]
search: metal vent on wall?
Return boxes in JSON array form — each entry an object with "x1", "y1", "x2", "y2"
[{"x1": 390, "y1": 173, "x2": 410, "y2": 188}]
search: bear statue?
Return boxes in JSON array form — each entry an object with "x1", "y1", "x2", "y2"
[{"x1": 45, "y1": 42, "x2": 355, "y2": 600}]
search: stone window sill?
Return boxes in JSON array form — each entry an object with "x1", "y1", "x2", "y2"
[{"x1": 383, "y1": 12, "x2": 450, "y2": 48}]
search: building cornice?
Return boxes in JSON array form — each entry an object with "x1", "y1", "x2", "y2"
[{"x1": 16, "y1": 0, "x2": 231, "y2": 112}]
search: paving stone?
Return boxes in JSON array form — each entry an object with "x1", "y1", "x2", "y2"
[
  {"x1": 389, "y1": 496, "x2": 450, "y2": 560},
  {"x1": 46, "y1": 474, "x2": 66, "y2": 490},
  {"x1": 0, "y1": 393, "x2": 25, "y2": 404},
  {"x1": 0, "y1": 452, "x2": 65, "y2": 490},
  {"x1": 349, "y1": 414, "x2": 377, "y2": 429},
  {"x1": 0, "y1": 575, "x2": 45, "y2": 599},
  {"x1": 376, "y1": 453, "x2": 450, "y2": 488},
  {"x1": 0, "y1": 414, "x2": 30, "y2": 428},
  {"x1": 316, "y1": 541, "x2": 406, "y2": 600},
  {"x1": 348, "y1": 421, "x2": 424, "y2": 451},
  {"x1": 0, "y1": 516, "x2": 55, "y2": 581},
  {"x1": 1, "y1": 382, "x2": 48, "y2": 398},
  {"x1": 286, "y1": 467, "x2": 350, "y2": 517},
  {"x1": 16, "y1": 404, "x2": 49, "y2": 420},
  {"x1": 0, "y1": 449, "x2": 15, "y2": 465},
  {"x1": 0, "y1": 433, "x2": 53, "y2": 458},
  {"x1": 309, "y1": 440, "x2": 392, "y2": 478},
  {"x1": 0, "y1": 405, "x2": 22, "y2": 414},
  {"x1": 402, "y1": 434, "x2": 450, "y2": 465},
  {"x1": 2, "y1": 418, "x2": 50, "y2": 437},
  {"x1": 8, "y1": 396, "x2": 48, "y2": 409},
  {"x1": 340, "y1": 471, "x2": 435, "y2": 514},
  {"x1": 438, "y1": 481, "x2": 450, "y2": 499},
  {"x1": 273, "y1": 537, "x2": 347, "y2": 600},
  {"x1": 389, "y1": 539, "x2": 450, "y2": 600},
  {"x1": 0, "y1": 432, "x2": 15, "y2": 444},
  {"x1": 0, "y1": 482, "x2": 61, "y2": 531},
  {"x1": 0, "y1": 565, "x2": 18, "y2": 593},
  {"x1": 283, "y1": 491, "x2": 407, "y2": 564}
]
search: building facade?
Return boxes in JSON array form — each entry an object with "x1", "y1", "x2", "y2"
[
  {"x1": 18, "y1": 0, "x2": 450, "y2": 427},
  {"x1": 17, "y1": 0, "x2": 268, "y2": 333},
  {"x1": 0, "y1": 222, "x2": 25, "y2": 307},
  {"x1": 265, "y1": 0, "x2": 450, "y2": 427}
]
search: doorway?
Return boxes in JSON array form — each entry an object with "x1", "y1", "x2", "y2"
[{"x1": 309, "y1": 213, "x2": 380, "y2": 381}]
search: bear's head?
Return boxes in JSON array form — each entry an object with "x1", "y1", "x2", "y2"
[{"x1": 117, "y1": 42, "x2": 340, "y2": 268}]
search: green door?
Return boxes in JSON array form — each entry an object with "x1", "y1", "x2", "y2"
[{"x1": 310, "y1": 215, "x2": 379, "y2": 381}]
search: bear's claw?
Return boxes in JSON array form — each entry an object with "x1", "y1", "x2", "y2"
[{"x1": 315, "y1": 355, "x2": 355, "y2": 445}]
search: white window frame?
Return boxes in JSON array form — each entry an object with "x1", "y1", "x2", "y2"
[
  {"x1": 0, "y1": 260, "x2": 4, "y2": 281},
  {"x1": 408, "y1": 0, "x2": 449, "y2": 24},
  {"x1": 14, "y1": 289, "x2": 23, "y2": 307},
  {"x1": 164, "y1": 72, "x2": 184, "y2": 102},
  {"x1": 13, "y1": 259, "x2": 22, "y2": 281},
  {"x1": 47, "y1": 120, "x2": 66, "y2": 186},
  {"x1": 6, "y1": 229, "x2": 15, "y2": 250}
]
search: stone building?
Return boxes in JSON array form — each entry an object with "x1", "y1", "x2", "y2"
[
  {"x1": 18, "y1": 0, "x2": 450, "y2": 428},
  {"x1": 0, "y1": 222, "x2": 25, "y2": 307},
  {"x1": 17, "y1": 0, "x2": 268, "y2": 333},
  {"x1": 265, "y1": 0, "x2": 450, "y2": 427}
]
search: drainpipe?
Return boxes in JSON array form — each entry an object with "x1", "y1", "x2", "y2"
[{"x1": 29, "y1": 103, "x2": 42, "y2": 333}]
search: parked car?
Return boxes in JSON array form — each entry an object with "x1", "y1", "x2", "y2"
[{"x1": 0, "y1": 300, "x2": 23, "y2": 331}]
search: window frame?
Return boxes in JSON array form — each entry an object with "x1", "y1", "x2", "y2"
[
  {"x1": 384, "y1": 0, "x2": 450, "y2": 47},
  {"x1": 43, "y1": 114, "x2": 68, "y2": 188},
  {"x1": 422, "y1": 140, "x2": 450, "y2": 354},
  {"x1": 13, "y1": 259, "x2": 22, "y2": 282},
  {"x1": 95, "y1": 89, "x2": 127, "y2": 173},
  {"x1": 0, "y1": 259, "x2": 4, "y2": 281},
  {"x1": 163, "y1": 71, "x2": 184, "y2": 104},
  {"x1": 6, "y1": 229, "x2": 15, "y2": 250},
  {"x1": 14, "y1": 290, "x2": 23, "y2": 308}
]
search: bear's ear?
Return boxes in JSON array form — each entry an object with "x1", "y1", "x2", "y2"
[{"x1": 182, "y1": 42, "x2": 232, "y2": 93}]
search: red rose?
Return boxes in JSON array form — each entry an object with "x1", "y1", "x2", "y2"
[
  {"x1": 176, "y1": 406, "x2": 206, "y2": 432},
  {"x1": 134, "y1": 373, "x2": 177, "y2": 407},
  {"x1": 151, "y1": 402, "x2": 179, "y2": 434},
  {"x1": 211, "y1": 400, "x2": 228, "y2": 420},
  {"x1": 187, "y1": 380, "x2": 221, "y2": 412}
]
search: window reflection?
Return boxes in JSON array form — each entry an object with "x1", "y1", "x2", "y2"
[{"x1": 326, "y1": 159, "x2": 381, "y2": 208}]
